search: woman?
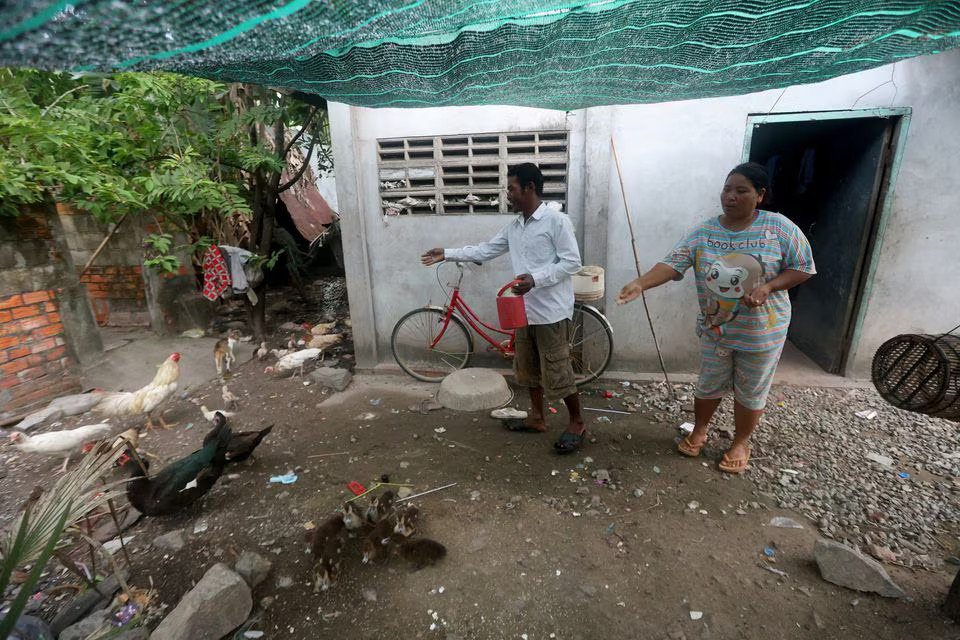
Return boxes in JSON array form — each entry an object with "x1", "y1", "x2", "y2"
[{"x1": 616, "y1": 163, "x2": 815, "y2": 473}]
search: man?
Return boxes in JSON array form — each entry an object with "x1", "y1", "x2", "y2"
[{"x1": 421, "y1": 163, "x2": 586, "y2": 454}]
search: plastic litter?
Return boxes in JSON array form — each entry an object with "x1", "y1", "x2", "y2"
[
  {"x1": 491, "y1": 407, "x2": 528, "y2": 420},
  {"x1": 548, "y1": 407, "x2": 558, "y2": 414},
  {"x1": 602, "y1": 391, "x2": 615, "y2": 398},
  {"x1": 181, "y1": 328, "x2": 205, "y2": 338},
  {"x1": 855, "y1": 409, "x2": 878, "y2": 420},
  {"x1": 269, "y1": 472, "x2": 298, "y2": 485},
  {"x1": 689, "y1": 611, "x2": 703, "y2": 621},
  {"x1": 768, "y1": 516, "x2": 804, "y2": 529},
  {"x1": 679, "y1": 422, "x2": 694, "y2": 434},
  {"x1": 112, "y1": 604, "x2": 137, "y2": 626},
  {"x1": 370, "y1": 398, "x2": 381, "y2": 406},
  {"x1": 898, "y1": 471, "x2": 910, "y2": 479},
  {"x1": 866, "y1": 452, "x2": 894, "y2": 467},
  {"x1": 434, "y1": 427, "x2": 447, "y2": 433},
  {"x1": 183, "y1": 422, "x2": 194, "y2": 431},
  {"x1": 763, "y1": 547, "x2": 775, "y2": 558},
  {"x1": 596, "y1": 416, "x2": 611, "y2": 423}
]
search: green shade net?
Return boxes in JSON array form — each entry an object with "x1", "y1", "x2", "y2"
[{"x1": 2, "y1": 1, "x2": 959, "y2": 109}]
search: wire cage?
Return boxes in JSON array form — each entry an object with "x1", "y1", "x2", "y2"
[{"x1": 871, "y1": 333, "x2": 960, "y2": 421}]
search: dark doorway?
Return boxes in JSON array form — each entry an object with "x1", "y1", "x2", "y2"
[{"x1": 748, "y1": 113, "x2": 901, "y2": 374}]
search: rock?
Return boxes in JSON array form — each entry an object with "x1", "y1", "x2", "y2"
[
  {"x1": 153, "y1": 530, "x2": 185, "y2": 552},
  {"x1": 361, "y1": 588, "x2": 378, "y2": 603},
  {"x1": 813, "y1": 539, "x2": 906, "y2": 598},
  {"x1": 50, "y1": 570, "x2": 129, "y2": 635},
  {"x1": 0, "y1": 613, "x2": 52, "y2": 640},
  {"x1": 437, "y1": 368, "x2": 512, "y2": 411},
  {"x1": 235, "y1": 552, "x2": 273, "y2": 589},
  {"x1": 277, "y1": 576, "x2": 294, "y2": 589},
  {"x1": 59, "y1": 610, "x2": 110, "y2": 640},
  {"x1": 309, "y1": 367, "x2": 353, "y2": 392},
  {"x1": 150, "y1": 564, "x2": 252, "y2": 640}
]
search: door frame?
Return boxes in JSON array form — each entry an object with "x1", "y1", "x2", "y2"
[{"x1": 741, "y1": 107, "x2": 912, "y2": 377}]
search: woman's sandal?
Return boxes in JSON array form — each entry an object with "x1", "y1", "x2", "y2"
[
  {"x1": 677, "y1": 435, "x2": 705, "y2": 457},
  {"x1": 554, "y1": 430, "x2": 586, "y2": 455},
  {"x1": 718, "y1": 445, "x2": 751, "y2": 474}
]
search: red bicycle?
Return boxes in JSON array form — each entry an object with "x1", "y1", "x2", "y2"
[{"x1": 391, "y1": 262, "x2": 613, "y2": 384}]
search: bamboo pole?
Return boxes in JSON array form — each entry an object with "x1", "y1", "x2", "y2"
[{"x1": 610, "y1": 138, "x2": 674, "y2": 398}]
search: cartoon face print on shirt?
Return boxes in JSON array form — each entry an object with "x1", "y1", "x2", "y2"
[{"x1": 702, "y1": 253, "x2": 765, "y2": 334}]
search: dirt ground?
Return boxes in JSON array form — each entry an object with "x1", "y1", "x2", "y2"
[{"x1": 2, "y1": 357, "x2": 959, "y2": 640}]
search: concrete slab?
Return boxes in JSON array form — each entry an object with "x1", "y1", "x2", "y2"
[{"x1": 81, "y1": 327, "x2": 256, "y2": 395}]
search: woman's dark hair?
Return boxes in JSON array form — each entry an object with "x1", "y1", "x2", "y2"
[
  {"x1": 507, "y1": 162, "x2": 544, "y2": 196},
  {"x1": 728, "y1": 162, "x2": 770, "y2": 195}
]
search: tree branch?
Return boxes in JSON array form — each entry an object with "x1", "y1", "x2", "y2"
[
  {"x1": 40, "y1": 85, "x2": 85, "y2": 117},
  {"x1": 281, "y1": 106, "x2": 318, "y2": 157},
  {"x1": 278, "y1": 134, "x2": 318, "y2": 193}
]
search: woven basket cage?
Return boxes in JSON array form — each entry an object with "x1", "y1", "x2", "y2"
[{"x1": 871, "y1": 334, "x2": 960, "y2": 421}]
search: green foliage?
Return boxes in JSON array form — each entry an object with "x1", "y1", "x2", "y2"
[{"x1": 0, "y1": 69, "x2": 332, "y2": 305}]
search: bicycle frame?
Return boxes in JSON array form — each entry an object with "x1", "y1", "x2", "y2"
[{"x1": 431, "y1": 264, "x2": 515, "y2": 356}]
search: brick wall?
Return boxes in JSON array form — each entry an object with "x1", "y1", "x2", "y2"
[
  {"x1": 57, "y1": 204, "x2": 150, "y2": 327},
  {"x1": 0, "y1": 290, "x2": 82, "y2": 414},
  {"x1": 80, "y1": 265, "x2": 149, "y2": 326}
]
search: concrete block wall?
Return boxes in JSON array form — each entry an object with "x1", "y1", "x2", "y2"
[{"x1": 57, "y1": 204, "x2": 151, "y2": 327}]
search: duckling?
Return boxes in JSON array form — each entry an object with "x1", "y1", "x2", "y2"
[
  {"x1": 361, "y1": 514, "x2": 398, "y2": 564},
  {"x1": 309, "y1": 514, "x2": 346, "y2": 593},
  {"x1": 396, "y1": 538, "x2": 447, "y2": 570},
  {"x1": 393, "y1": 505, "x2": 420, "y2": 538},
  {"x1": 364, "y1": 489, "x2": 395, "y2": 525},
  {"x1": 342, "y1": 500, "x2": 367, "y2": 531}
]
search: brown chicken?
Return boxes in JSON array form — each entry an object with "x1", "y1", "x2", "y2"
[{"x1": 94, "y1": 353, "x2": 181, "y2": 430}]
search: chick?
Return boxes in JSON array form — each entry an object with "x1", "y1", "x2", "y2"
[
  {"x1": 310, "y1": 514, "x2": 346, "y2": 593},
  {"x1": 255, "y1": 341, "x2": 270, "y2": 361},
  {"x1": 221, "y1": 385, "x2": 240, "y2": 410},
  {"x1": 361, "y1": 514, "x2": 398, "y2": 564},
  {"x1": 364, "y1": 489, "x2": 395, "y2": 525},
  {"x1": 393, "y1": 505, "x2": 420, "y2": 538},
  {"x1": 396, "y1": 538, "x2": 447, "y2": 570},
  {"x1": 342, "y1": 501, "x2": 367, "y2": 531}
]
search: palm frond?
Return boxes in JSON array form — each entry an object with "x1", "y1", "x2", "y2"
[{"x1": 0, "y1": 443, "x2": 128, "y2": 568}]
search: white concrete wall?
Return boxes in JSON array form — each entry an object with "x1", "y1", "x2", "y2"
[
  {"x1": 604, "y1": 48, "x2": 960, "y2": 377},
  {"x1": 330, "y1": 105, "x2": 586, "y2": 368},
  {"x1": 332, "y1": 48, "x2": 960, "y2": 377}
]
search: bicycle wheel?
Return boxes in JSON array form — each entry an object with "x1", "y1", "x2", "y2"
[
  {"x1": 391, "y1": 307, "x2": 474, "y2": 382},
  {"x1": 571, "y1": 303, "x2": 614, "y2": 387}
]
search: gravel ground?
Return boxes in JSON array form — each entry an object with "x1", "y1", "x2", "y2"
[{"x1": 619, "y1": 380, "x2": 960, "y2": 570}]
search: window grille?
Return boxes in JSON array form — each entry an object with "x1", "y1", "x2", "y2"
[{"x1": 377, "y1": 130, "x2": 569, "y2": 215}]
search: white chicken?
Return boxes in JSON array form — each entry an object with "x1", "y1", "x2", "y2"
[
  {"x1": 264, "y1": 347, "x2": 322, "y2": 378},
  {"x1": 9, "y1": 422, "x2": 113, "y2": 472},
  {"x1": 94, "y1": 352, "x2": 181, "y2": 430},
  {"x1": 255, "y1": 341, "x2": 270, "y2": 361},
  {"x1": 200, "y1": 405, "x2": 235, "y2": 423}
]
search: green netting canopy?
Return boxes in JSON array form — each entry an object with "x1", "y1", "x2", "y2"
[{"x1": 2, "y1": 1, "x2": 960, "y2": 109}]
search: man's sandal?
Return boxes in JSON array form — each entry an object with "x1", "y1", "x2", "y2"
[
  {"x1": 677, "y1": 435, "x2": 705, "y2": 457},
  {"x1": 554, "y1": 430, "x2": 586, "y2": 454},
  {"x1": 718, "y1": 445, "x2": 751, "y2": 474}
]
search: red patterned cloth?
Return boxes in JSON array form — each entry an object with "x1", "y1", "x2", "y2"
[{"x1": 202, "y1": 245, "x2": 231, "y2": 301}]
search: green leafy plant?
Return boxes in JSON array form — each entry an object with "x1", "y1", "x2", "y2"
[{"x1": 0, "y1": 445, "x2": 129, "y2": 638}]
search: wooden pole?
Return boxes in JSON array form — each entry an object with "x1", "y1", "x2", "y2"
[
  {"x1": 80, "y1": 212, "x2": 129, "y2": 278},
  {"x1": 610, "y1": 138, "x2": 674, "y2": 398}
]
